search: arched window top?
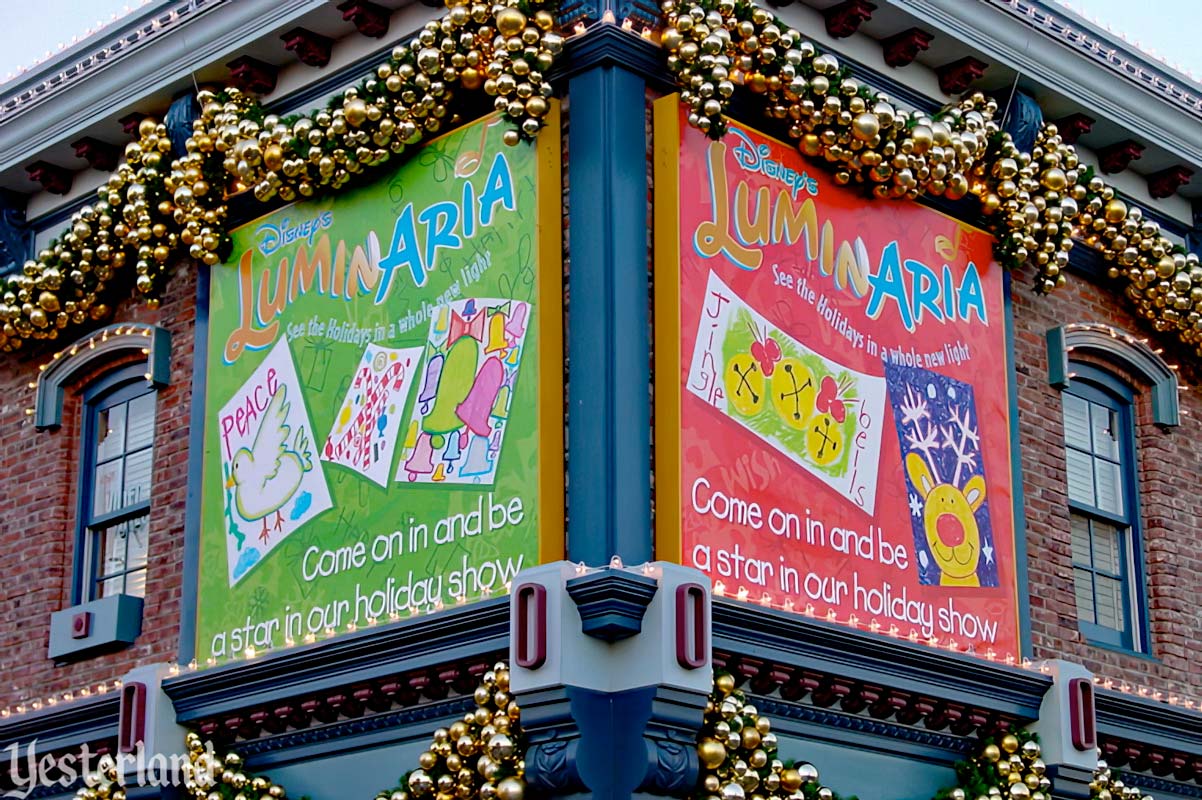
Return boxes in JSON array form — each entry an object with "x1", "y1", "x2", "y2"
[
  {"x1": 33, "y1": 323, "x2": 171, "y2": 431},
  {"x1": 1046, "y1": 323, "x2": 1178, "y2": 428}
]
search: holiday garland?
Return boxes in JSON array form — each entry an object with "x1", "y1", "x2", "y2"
[
  {"x1": 65, "y1": 670, "x2": 1157, "y2": 800},
  {"x1": 694, "y1": 672, "x2": 851, "y2": 800},
  {"x1": 0, "y1": 0, "x2": 562, "y2": 352},
  {"x1": 1091, "y1": 760, "x2": 1152, "y2": 800},
  {"x1": 73, "y1": 732, "x2": 297, "y2": 800},
  {"x1": 375, "y1": 662, "x2": 527, "y2": 800},
  {"x1": 934, "y1": 729, "x2": 1048, "y2": 800},
  {"x1": 7, "y1": 0, "x2": 1200, "y2": 363},
  {"x1": 659, "y1": 0, "x2": 1202, "y2": 356}
]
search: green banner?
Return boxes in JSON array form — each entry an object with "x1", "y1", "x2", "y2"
[{"x1": 197, "y1": 115, "x2": 553, "y2": 662}]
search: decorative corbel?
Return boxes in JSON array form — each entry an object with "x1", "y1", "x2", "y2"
[
  {"x1": 71, "y1": 137, "x2": 120, "y2": 172},
  {"x1": 26, "y1": 161, "x2": 72, "y2": 195},
  {"x1": 281, "y1": 27, "x2": 334, "y2": 68},
  {"x1": 227, "y1": 56, "x2": 279, "y2": 95},
  {"x1": 823, "y1": 0, "x2": 876, "y2": 39},
  {"x1": 1097, "y1": 139, "x2": 1144, "y2": 174},
  {"x1": 337, "y1": 0, "x2": 390, "y2": 38},
  {"x1": 937, "y1": 56, "x2": 988, "y2": 95},
  {"x1": 1055, "y1": 112, "x2": 1094, "y2": 145},
  {"x1": 1147, "y1": 165, "x2": 1193, "y2": 199},
  {"x1": 881, "y1": 28, "x2": 933, "y2": 68}
]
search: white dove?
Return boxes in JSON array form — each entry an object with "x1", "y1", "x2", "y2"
[{"x1": 225, "y1": 384, "x2": 313, "y2": 543}]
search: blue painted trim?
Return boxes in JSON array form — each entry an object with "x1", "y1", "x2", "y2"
[
  {"x1": 1003, "y1": 273, "x2": 1033, "y2": 659},
  {"x1": 752, "y1": 696, "x2": 974, "y2": 765},
  {"x1": 164, "y1": 598, "x2": 508, "y2": 720},
  {"x1": 0, "y1": 694, "x2": 119, "y2": 753},
  {"x1": 178, "y1": 263, "x2": 210, "y2": 665},
  {"x1": 566, "y1": 64, "x2": 651, "y2": 566},
  {"x1": 237, "y1": 697, "x2": 476, "y2": 767},
  {"x1": 566, "y1": 568, "x2": 658, "y2": 641},
  {"x1": 1096, "y1": 687, "x2": 1202, "y2": 757},
  {"x1": 712, "y1": 600, "x2": 1052, "y2": 718},
  {"x1": 34, "y1": 323, "x2": 171, "y2": 430},
  {"x1": 71, "y1": 361, "x2": 157, "y2": 606},
  {"x1": 1064, "y1": 363, "x2": 1150, "y2": 654},
  {"x1": 1047, "y1": 324, "x2": 1180, "y2": 427}
]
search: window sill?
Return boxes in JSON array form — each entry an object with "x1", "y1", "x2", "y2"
[
  {"x1": 1082, "y1": 635, "x2": 1159, "y2": 663},
  {"x1": 48, "y1": 594, "x2": 143, "y2": 662}
]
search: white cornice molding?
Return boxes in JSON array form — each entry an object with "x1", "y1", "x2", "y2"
[
  {"x1": 892, "y1": 0, "x2": 1202, "y2": 169},
  {"x1": 0, "y1": 0, "x2": 328, "y2": 175}
]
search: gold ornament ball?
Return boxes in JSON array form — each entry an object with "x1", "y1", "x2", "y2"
[
  {"x1": 1104, "y1": 198, "x2": 1128, "y2": 224},
  {"x1": 496, "y1": 8, "x2": 527, "y2": 37},
  {"x1": 698, "y1": 738, "x2": 727, "y2": 769},
  {"x1": 780, "y1": 770, "x2": 802, "y2": 792},
  {"x1": 1001, "y1": 735, "x2": 1021, "y2": 754},
  {"x1": 852, "y1": 112, "x2": 880, "y2": 142},
  {"x1": 495, "y1": 778, "x2": 524, "y2": 800},
  {"x1": 487, "y1": 733, "x2": 515, "y2": 761},
  {"x1": 983, "y1": 744, "x2": 1002, "y2": 762}
]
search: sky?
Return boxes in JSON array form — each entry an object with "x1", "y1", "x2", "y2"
[
  {"x1": 1059, "y1": 0, "x2": 1202, "y2": 82},
  {"x1": 0, "y1": 0, "x2": 1197, "y2": 85},
  {"x1": 0, "y1": 0, "x2": 155, "y2": 84}
]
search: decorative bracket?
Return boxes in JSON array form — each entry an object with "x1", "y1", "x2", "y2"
[
  {"x1": 337, "y1": 0, "x2": 390, "y2": 38},
  {"x1": 565, "y1": 568, "x2": 658, "y2": 641},
  {"x1": 1046, "y1": 323, "x2": 1179, "y2": 428},
  {"x1": 281, "y1": 27, "x2": 334, "y2": 68},
  {"x1": 26, "y1": 160, "x2": 72, "y2": 195},
  {"x1": 117, "y1": 112, "x2": 148, "y2": 136},
  {"x1": 1098, "y1": 139, "x2": 1144, "y2": 174},
  {"x1": 1055, "y1": 112, "x2": 1094, "y2": 145},
  {"x1": 881, "y1": 28, "x2": 933, "y2": 68},
  {"x1": 823, "y1": 0, "x2": 876, "y2": 39},
  {"x1": 34, "y1": 323, "x2": 171, "y2": 431},
  {"x1": 71, "y1": 137, "x2": 120, "y2": 172},
  {"x1": 937, "y1": 56, "x2": 988, "y2": 95},
  {"x1": 1147, "y1": 165, "x2": 1193, "y2": 199},
  {"x1": 227, "y1": 56, "x2": 279, "y2": 95}
]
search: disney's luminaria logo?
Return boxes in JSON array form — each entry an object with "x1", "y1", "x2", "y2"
[
  {"x1": 728, "y1": 127, "x2": 818, "y2": 200},
  {"x1": 256, "y1": 211, "x2": 335, "y2": 256}
]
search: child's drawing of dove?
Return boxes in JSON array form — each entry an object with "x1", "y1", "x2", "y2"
[{"x1": 226, "y1": 384, "x2": 314, "y2": 543}]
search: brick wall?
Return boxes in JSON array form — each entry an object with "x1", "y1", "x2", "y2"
[
  {"x1": 0, "y1": 264, "x2": 196, "y2": 710},
  {"x1": 1011, "y1": 261, "x2": 1202, "y2": 698}
]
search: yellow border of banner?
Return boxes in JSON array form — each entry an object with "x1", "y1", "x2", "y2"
[
  {"x1": 653, "y1": 95, "x2": 683, "y2": 564},
  {"x1": 536, "y1": 100, "x2": 566, "y2": 564}
]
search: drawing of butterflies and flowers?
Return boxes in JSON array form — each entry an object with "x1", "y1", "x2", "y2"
[{"x1": 687, "y1": 271, "x2": 887, "y2": 514}]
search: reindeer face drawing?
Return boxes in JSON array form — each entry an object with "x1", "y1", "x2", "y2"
[
  {"x1": 892, "y1": 378, "x2": 991, "y2": 588},
  {"x1": 905, "y1": 452, "x2": 986, "y2": 586}
]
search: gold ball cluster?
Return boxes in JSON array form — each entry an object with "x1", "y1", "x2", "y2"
[
  {"x1": 179, "y1": 732, "x2": 291, "y2": 800},
  {"x1": 1090, "y1": 759, "x2": 1152, "y2": 800},
  {"x1": 660, "y1": 0, "x2": 1202, "y2": 357},
  {"x1": 972, "y1": 123, "x2": 1080, "y2": 291},
  {"x1": 969, "y1": 734, "x2": 1049, "y2": 800},
  {"x1": 696, "y1": 673, "x2": 831, "y2": 800},
  {"x1": 0, "y1": 0, "x2": 563, "y2": 354},
  {"x1": 0, "y1": 116, "x2": 177, "y2": 351},
  {"x1": 378, "y1": 662, "x2": 526, "y2": 800},
  {"x1": 661, "y1": 0, "x2": 1000, "y2": 202}
]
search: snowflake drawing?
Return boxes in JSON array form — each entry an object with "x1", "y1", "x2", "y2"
[{"x1": 885, "y1": 362, "x2": 998, "y2": 588}]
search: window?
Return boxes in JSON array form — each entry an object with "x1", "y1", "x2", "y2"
[
  {"x1": 1061, "y1": 363, "x2": 1146, "y2": 652},
  {"x1": 76, "y1": 364, "x2": 156, "y2": 602}
]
